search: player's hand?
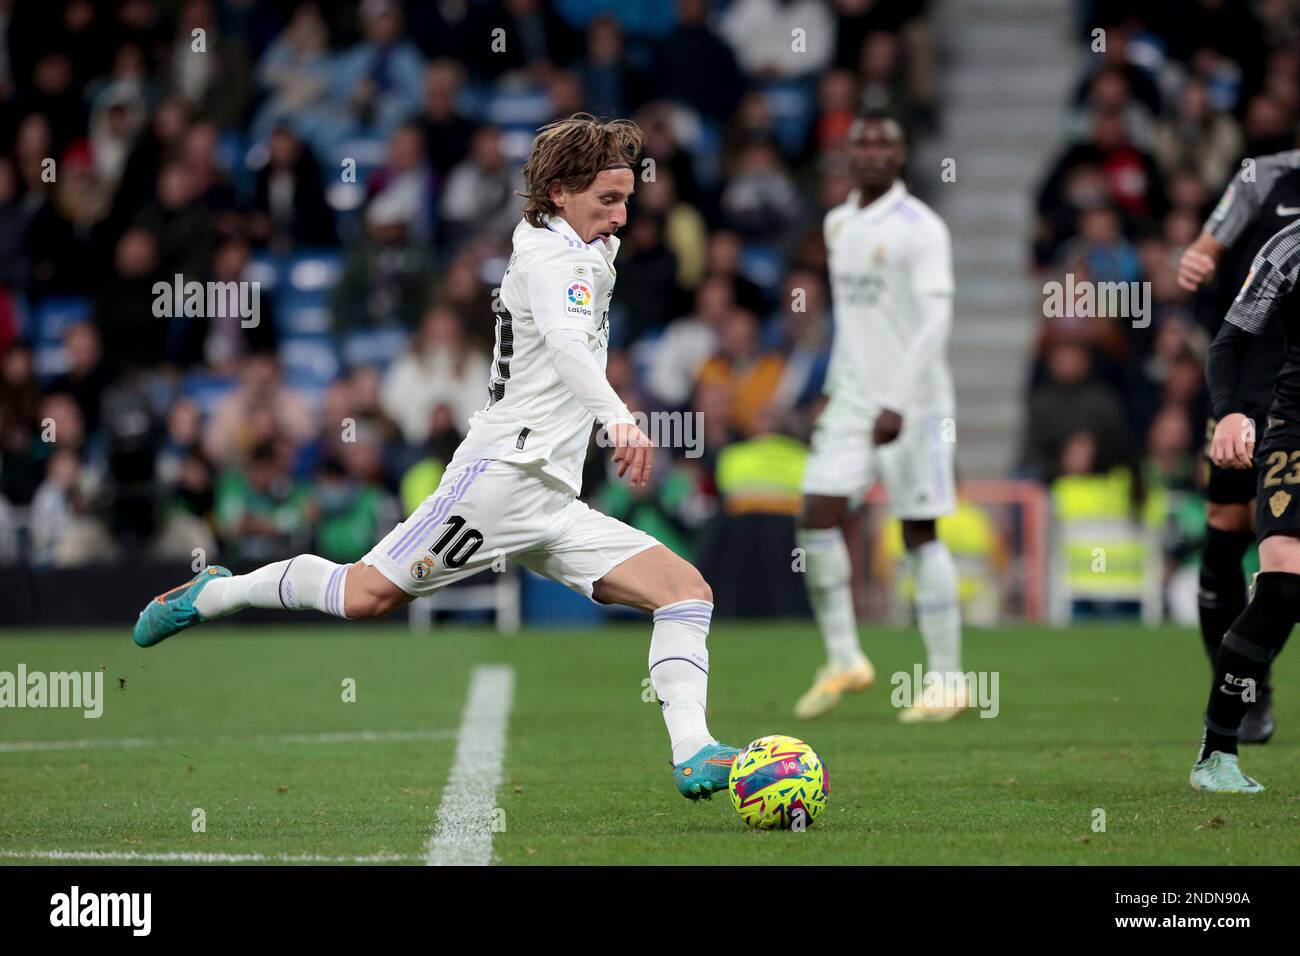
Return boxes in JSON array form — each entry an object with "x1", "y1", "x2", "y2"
[
  {"x1": 609, "y1": 421, "x2": 654, "y2": 487},
  {"x1": 1177, "y1": 248, "x2": 1217, "y2": 291},
  {"x1": 872, "y1": 408, "x2": 904, "y2": 446},
  {"x1": 1210, "y1": 412, "x2": 1256, "y2": 469}
]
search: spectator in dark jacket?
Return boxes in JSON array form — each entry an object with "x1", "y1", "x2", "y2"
[
  {"x1": 249, "y1": 125, "x2": 337, "y2": 251},
  {"x1": 1022, "y1": 339, "x2": 1135, "y2": 482},
  {"x1": 648, "y1": 0, "x2": 744, "y2": 122},
  {"x1": 417, "y1": 60, "x2": 477, "y2": 180},
  {"x1": 131, "y1": 160, "x2": 215, "y2": 281}
]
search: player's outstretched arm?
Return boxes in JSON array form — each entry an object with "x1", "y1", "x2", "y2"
[{"x1": 543, "y1": 327, "x2": 653, "y2": 486}]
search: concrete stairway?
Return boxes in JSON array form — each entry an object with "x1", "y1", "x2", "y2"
[{"x1": 913, "y1": 0, "x2": 1079, "y2": 478}]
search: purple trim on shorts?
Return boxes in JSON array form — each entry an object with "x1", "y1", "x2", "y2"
[
  {"x1": 390, "y1": 461, "x2": 483, "y2": 560},
  {"x1": 390, "y1": 459, "x2": 491, "y2": 562},
  {"x1": 386, "y1": 465, "x2": 473, "y2": 557},
  {"x1": 387, "y1": 460, "x2": 488, "y2": 556},
  {"x1": 422, "y1": 458, "x2": 491, "y2": 546},
  {"x1": 388, "y1": 467, "x2": 471, "y2": 559}
]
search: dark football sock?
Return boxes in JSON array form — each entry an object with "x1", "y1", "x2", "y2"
[
  {"x1": 1200, "y1": 572, "x2": 1300, "y2": 760},
  {"x1": 1197, "y1": 527, "x2": 1253, "y2": 666}
]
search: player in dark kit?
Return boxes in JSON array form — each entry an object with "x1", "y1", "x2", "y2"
[
  {"x1": 1178, "y1": 149, "x2": 1300, "y2": 744},
  {"x1": 1193, "y1": 213, "x2": 1300, "y2": 792}
]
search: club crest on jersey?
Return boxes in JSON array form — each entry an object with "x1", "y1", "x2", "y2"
[
  {"x1": 872, "y1": 244, "x2": 887, "y2": 265},
  {"x1": 1270, "y1": 489, "x2": 1292, "y2": 518},
  {"x1": 572, "y1": 264, "x2": 590, "y2": 278},
  {"x1": 410, "y1": 556, "x2": 435, "y2": 581}
]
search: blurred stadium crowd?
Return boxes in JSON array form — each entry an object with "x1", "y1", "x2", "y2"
[
  {"x1": 0, "y1": 0, "x2": 937, "y2": 574},
  {"x1": 1030, "y1": 1, "x2": 1299, "y2": 508},
  {"x1": 1, "y1": 0, "x2": 1291, "y2": 613}
]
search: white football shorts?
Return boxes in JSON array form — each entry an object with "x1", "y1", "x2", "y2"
[
  {"x1": 363, "y1": 457, "x2": 660, "y2": 600},
  {"x1": 801, "y1": 400, "x2": 956, "y2": 519}
]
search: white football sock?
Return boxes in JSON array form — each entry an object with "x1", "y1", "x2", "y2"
[
  {"x1": 797, "y1": 527, "x2": 866, "y2": 669},
  {"x1": 193, "y1": 555, "x2": 351, "y2": 620},
  {"x1": 907, "y1": 540, "x2": 962, "y2": 677},
  {"x1": 650, "y1": 600, "x2": 715, "y2": 765}
]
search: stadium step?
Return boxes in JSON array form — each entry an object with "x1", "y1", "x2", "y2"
[
  {"x1": 924, "y1": 0, "x2": 1077, "y2": 478},
  {"x1": 951, "y1": 314, "x2": 1039, "y2": 350},
  {"x1": 945, "y1": 68, "x2": 1073, "y2": 109},
  {"x1": 950, "y1": 274, "x2": 1038, "y2": 306},
  {"x1": 943, "y1": 151, "x2": 1046, "y2": 185},
  {"x1": 950, "y1": 237, "x2": 1026, "y2": 272},
  {"x1": 942, "y1": 192, "x2": 1031, "y2": 231}
]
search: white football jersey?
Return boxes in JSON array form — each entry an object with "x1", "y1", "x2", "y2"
[
  {"x1": 822, "y1": 180, "x2": 954, "y2": 415},
  {"x1": 452, "y1": 215, "x2": 618, "y2": 496}
]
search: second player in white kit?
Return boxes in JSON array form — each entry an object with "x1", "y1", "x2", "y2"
[
  {"x1": 805, "y1": 177, "x2": 956, "y2": 515},
  {"x1": 795, "y1": 111, "x2": 966, "y2": 723}
]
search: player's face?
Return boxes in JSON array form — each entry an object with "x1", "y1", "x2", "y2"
[
  {"x1": 848, "y1": 118, "x2": 905, "y2": 192},
  {"x1": 553, "y1": 167, "x2": 635, "y2": 243}
]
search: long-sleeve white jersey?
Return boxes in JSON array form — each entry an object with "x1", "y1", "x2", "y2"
[
  {"x1": 452, "y1": 215, "x2": 627, "y2": 495},
  {"x1": 822, "y1": 180, "x2": 955, "y2": 417}
]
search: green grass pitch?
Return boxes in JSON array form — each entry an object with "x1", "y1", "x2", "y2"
[{"x1": 1, "y1": 621, "x2": 1298, "y2": 865}]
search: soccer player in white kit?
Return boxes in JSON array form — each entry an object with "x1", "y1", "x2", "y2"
[
  {"x1": 132, "y1": 114, "x2": 741, "y2": 800},
  {"x1": 794, "y1": 111, "x2": 967, "y2": 722}
]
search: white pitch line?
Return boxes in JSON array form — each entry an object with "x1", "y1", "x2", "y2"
[
  {"x1": 247, "y1": 729, "x2": 456, "y2": 746},
  {"x1": 0, "y1": 850, "x2": 418, "y2": 864},
  {"x1": 426, "y1": 665, "x2": 515, "y2": 867},
  {"x1": 0, "y1": 728, "x2": 455, "y2": 753},
  {"x1": 0, "y1": 737, "x2": 155, "y2": 753}
]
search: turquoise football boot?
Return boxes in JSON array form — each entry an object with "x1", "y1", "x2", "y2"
[
  {"x1": 672, "y1": 742, "x2": 741, "y2": 800},
  {"x1": 133, "y1": 566, "x2": 232, "y2": 648},
  {"x1": 1189, "y1": 751, "x2": 1265, "y2": 794}
]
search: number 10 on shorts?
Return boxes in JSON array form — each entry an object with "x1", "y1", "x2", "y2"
[{"x1": 430, "y1": 515, "x2": 485, "y2": 569}]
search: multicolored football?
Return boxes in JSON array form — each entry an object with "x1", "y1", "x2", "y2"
[{"x1": 728, "y1": 735, "x2": 828, "y2": 830}]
